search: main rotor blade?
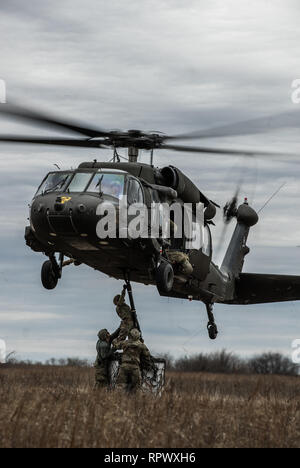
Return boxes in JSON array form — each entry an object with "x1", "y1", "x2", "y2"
[
  {"x1": 165, "y1": 110, "x2": 300, "y2": 141},
  {"x1": 0, "y1": 136, "x2": 107, "y2": 147},
  {"x1": 161, "y1": 143, "x2": 288, "y2": 157},
  {"x1": 0, "y1": 104, "x2": 110, "y2": 138}
]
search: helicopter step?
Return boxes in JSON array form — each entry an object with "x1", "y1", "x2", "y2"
[{"x1": 206, "y1": 303, "x2": 218, "y2": 340}]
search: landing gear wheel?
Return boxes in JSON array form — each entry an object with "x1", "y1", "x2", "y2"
[
  {"x1": 207, "y1": 322, "x2": 218, "y2": 340},
  {"x1": 205, "y1": 303, "x2": 218, "y2": 340},
  {"x1": 41, "y1": 260, "x2": 59, "y2": 290},
  {"x1": 156, "y1": 262, "x2": 174, "y2": 294}
]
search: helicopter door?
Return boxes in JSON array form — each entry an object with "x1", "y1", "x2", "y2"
[
  {"x1": 127, "y1": 178, "x2": 144, "y2": 205},
  {"x1": 169, "y1": 204, "x2": 185, "y2": 250},
  {"x1": 188, "y1": 224, "x2": 212, "y2": 281}
]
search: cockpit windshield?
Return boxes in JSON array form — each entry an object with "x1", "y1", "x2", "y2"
[
  {"x1": 87, "y1": 172, "x2": 125, "y2": 200},
  {"x1": 36, "y1": 172, "x2": 73, "y2": 196},
  {"x1": 67, "y1": 172, "x2": 93, "y2": 192},
  {"x1": 35, "y1": 170, "x2": 126, "y2": 199}
]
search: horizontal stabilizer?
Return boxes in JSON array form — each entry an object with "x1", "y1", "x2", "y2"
[{"x1": 226, "y1": 273, "x2": 300, "y2": 305}]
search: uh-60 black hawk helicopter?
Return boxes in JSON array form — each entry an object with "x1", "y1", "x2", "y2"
[{"x1": 1, "y1": 103, "x2": 300, "y2": 340}]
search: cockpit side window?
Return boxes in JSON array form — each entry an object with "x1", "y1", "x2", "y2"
[
  {"x1": 35, "y1": 172, "x2": 72, "y2": 196},
  {"x1": 127, "y1": 178, "x2": 144, "y2": 204},
  {"x1": 87, "y1": 173, "x2": 125, "y2": 199}
]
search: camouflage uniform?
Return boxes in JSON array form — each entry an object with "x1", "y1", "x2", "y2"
[
  {"x1": 94, "y1": 328, "x2": 118, "y2": 389},
  {"x1": 115, "y1": 329, "x2": 153, "y2": 392},
  {"x1": 168, "y1": 251, "x2": 193, "y2": 276},
  {"x1": 112, "y1": 288, "x2": 135, "y2": 347}
]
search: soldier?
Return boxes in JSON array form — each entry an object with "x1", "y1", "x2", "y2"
[
  {"x1": 114, "y1": 328, "x2": 153, "y2": 393},
  {"x1": 94, "y1": 328, "x2": 119, "y2": 389},
  {"x1": 168, "y1": 251, "x2": 193, "y2": 276},
  {"x1": 112, "y1": 285, "x2": 135, "y2": 348}
]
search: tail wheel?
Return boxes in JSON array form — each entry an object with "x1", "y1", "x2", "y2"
[
  {"x1": 156, "y1": 262, "x2": 174, "y2": 294},
  {"x1": 41, "y1": 260, "x2": 59, "y2": 290},
  {"x1": 207, "y1": 323, "x2": 218, "y2": 340}
]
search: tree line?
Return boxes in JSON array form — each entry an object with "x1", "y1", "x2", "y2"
[
  {"x1": 161, "y1": 350, "x2": 299, "y2": 376},
  {"x1": 2, "y1": 349, "x2": 299, "y2": 376}
]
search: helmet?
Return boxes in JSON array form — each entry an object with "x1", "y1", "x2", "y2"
[
  {"x1": 130, "y1": 328, "x2": 141, "y2": 340},
  {"x1": 111, "y1": 181, "x2": 121, "y2": 190},
  {"x1": 113, "y1": 295, "x2": 121, "y2": 305},
  {"x1": 98, "y1": 329, "x2": 109, "y2": 340}
]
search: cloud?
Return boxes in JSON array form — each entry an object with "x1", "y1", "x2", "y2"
[{"x1": 0, "y1": 310, "x2": 60, "y2": 322}]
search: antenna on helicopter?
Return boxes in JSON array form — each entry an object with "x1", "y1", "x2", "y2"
[
  {"x1": 113, "y1": 147, "x2": 121, "y2": 163},
  {"x1": 257, "y1": 182, "x2": 286, "y2": 214}
]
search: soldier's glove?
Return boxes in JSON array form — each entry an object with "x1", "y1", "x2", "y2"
[{"x1": 111, "y1": 339, "x2": 118, "y2": 349}]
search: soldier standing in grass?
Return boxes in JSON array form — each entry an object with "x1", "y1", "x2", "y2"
[
  {"x1": 114, "y1": 328, "x2": 153, "y2": 393},
  {"x1": 94, "y1": 328, "x2": 119, "y2": 389},
  {"x1": 112, "y1": 285, "x2": 135, "y2": 348}
]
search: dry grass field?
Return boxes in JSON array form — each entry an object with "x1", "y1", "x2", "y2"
[{"x1": 0, "y1": 365, "x2": 299, "y2": 448}]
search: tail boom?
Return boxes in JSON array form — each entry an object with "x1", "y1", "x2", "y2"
[{"x1": 225, "y1": 272, "x2": 300, "y2": 304}]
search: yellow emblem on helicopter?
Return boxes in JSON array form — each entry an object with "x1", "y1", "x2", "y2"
[{"x1": 60, "y1": 196, "x2": 72, "y2": 204}]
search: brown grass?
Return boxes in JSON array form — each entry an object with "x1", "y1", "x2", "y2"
[{"x1": 0, "y1": 366, "x2": 299, "y2": 448}]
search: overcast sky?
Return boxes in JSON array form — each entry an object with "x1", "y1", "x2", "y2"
[{"x1": 0, "y1": 0, "x2": 300, "y2": 362}]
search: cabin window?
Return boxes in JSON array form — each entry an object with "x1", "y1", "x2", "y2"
[
  {"x1": 35, "y1": 172, "x2": 73, "y2": 196},
  {"x1": 127, "y1": 179, "x2": 144, "y2": 204},
  {"x1": 202, "y1": 225, "x2": 211, "y2": 256},
  {"x1": 87, "y1": 173, "x2": 125, "y2": 199},
  {"x1": 67, "y1": 172, "x2": 93, "y2": 192}
]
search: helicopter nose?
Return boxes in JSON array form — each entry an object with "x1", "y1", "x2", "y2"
[
  {"x1": 31, "y1": 193, "x2": 121, "y2": 241},
  {"x1": 54, "y1": 201, "x2": 65, "y2": 212},
  {"x1": 30, "y1": 194, "x2": 82, "y2": 237}
]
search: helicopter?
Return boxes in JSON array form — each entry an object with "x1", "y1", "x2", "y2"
[{"x1": 1, "y1": 103, "x2": 300, "y2": 341}]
